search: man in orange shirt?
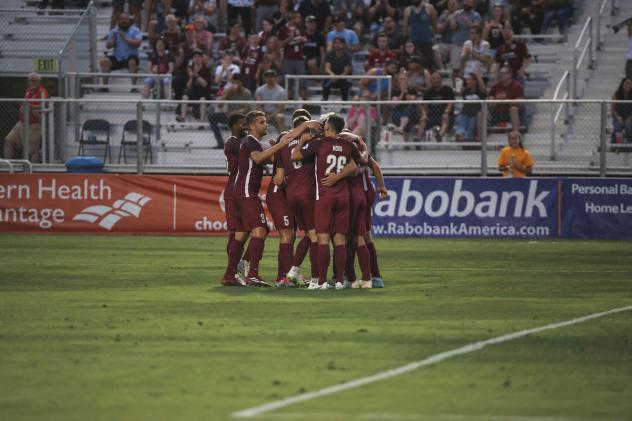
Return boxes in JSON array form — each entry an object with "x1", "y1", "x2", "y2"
[
  {"x1": 3, "y1": 73, "x2": 49, "y2": 163},
  {"x1": 498, "y1": 130, "x2": 534, "y2": 177}
]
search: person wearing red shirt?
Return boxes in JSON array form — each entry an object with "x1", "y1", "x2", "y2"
[
  {"x1": 489, "y1": 65, "x2": 524, "y2": 130},
  {"x1": 494, "y1": 26, "x2": 531, "y2": 86},
  {"x1": 365, "y1": 32, "x2": 398, "y2": 71},
  {"x1": 4, "y1": 73, "x2": 49, "y2": 163},
  {"x1": 278, "y1": 12, "x2": 308, "y2": 99}
]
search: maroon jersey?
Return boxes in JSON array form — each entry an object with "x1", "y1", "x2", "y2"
[
  {"x1": 278, "y1": 24, "x2": 305, "y2": 61},
  {"x1": 277, "y1": 136, "x2": 316, "y2": 198},
  {"x1": 495, "y1": 40, "x2": 530, "y2": 76},
  {"x1": 224, "y1": 135, "x2": 241, "y2": 200},
  {"x1": 234, "y1": 135, "x2": 264, "y2": 199},
  {"x1": 241, "y1": 44, "x2": 262, "y2": 81},
  {"x1": 301, "y1": 136, "x2": 361, "y2": 199},
  {"x1": 344, "y1": 137, "x2": 367, "y2": 200}
]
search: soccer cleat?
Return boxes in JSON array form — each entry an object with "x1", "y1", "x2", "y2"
[
  {"x1": 287, "y1": 269, "x2": 305, "y2": 287},
  {"x1": 307, "y1": 282, "x2": 328, "y2": 290},
  {"x1": 351, "y1": 280, "x2": 373, "y2": 289},
  {"x1": 275, "y1": 277, "x2": 295, "y2": 288},
  {"x1": 343, "y1": 280, "x2": 353, "y2": 289},
  {"x1": 372, "y1": 277, "x2": 384, "y2": 288},
  {"x1": 335, "y1": 281, "x2": 344, "y2": 290},
  {"x1": 245, "y1": 276, "x2": 271, "y2": 288},
  {"x1": 221, "y1": 275, "x2": 245, "y2": 287},
  {"x1": 237, "y1": 259, "x2": 250, "y2": 279}
]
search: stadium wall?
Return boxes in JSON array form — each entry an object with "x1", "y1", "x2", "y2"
[{"x1": 1, "y1": 174, "x2": 631, "y2": 239}]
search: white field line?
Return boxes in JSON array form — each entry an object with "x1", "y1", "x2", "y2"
[
  {"x1": 266, "y1": 412, "x2": 590, "y2": 421},
  {"x1": 232, "y1": 305, "x2": 632, "y2": 419}
]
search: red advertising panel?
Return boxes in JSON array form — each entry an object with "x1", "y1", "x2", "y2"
[{"x1": 0, "y1": 174, "x2": 272, "y2": 234}]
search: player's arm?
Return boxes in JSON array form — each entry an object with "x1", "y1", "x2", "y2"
[
  {"x1": 273, "y1": 167, "x2": 286, "y2": 187},
  {"x1": 291, "y1": 135, "x2": 314, "y2": 161},
  {"x1": 368, "y1": 156, "x2": 388, "y2": 198},
  {"x1": 321, "y1": 159, "x2": 358, "y2": 186},
  {"x1": 282, "y1": 120, "x2": 322, "y2": 145},
  {"x1": 250, "y1": 137, "x2": 289, "y2": 164}
]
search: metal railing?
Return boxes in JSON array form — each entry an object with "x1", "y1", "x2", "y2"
[{"x1": 2, "y1": 97, "x2": 632, "y2": 177}]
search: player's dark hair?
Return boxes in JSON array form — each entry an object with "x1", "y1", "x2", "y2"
[
  {"x1": 293, "y1": 115, "x2": 309, "y2": 128},
  {"x1": 228, "y1": 112, "x2": 245, "y2": 129},
  {"x1": 325, "y1": 114, "x2": 345, "y2": 134},
  {"x1": 292, "y1": 108, "x2": 312, "y2": 120},
  {"x1": 245, "y1": 110, "x2": 265, "y2": 128}
]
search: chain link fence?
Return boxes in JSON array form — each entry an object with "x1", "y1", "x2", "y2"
[{"x1": 1, "y1": 96, "x2": 631, "y2": 176}]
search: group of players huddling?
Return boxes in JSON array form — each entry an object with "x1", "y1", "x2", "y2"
[{"x1": 220, "y1": 108, "x2": 388, "y2": 290}]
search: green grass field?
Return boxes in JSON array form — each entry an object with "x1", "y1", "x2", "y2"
[{"x1": 1, "y1": 234, "x2": 631, "y2": 421}]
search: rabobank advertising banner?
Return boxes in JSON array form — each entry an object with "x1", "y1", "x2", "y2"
[
  {"x1": 371, "y1": 178, "x2": 558, "y2": 238},
  {"x1": 562, "y1": 178, "x2": 632, "y2": 239}
]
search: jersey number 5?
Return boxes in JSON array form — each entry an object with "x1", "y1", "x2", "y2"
[{"x1": 325, "y1": 155, "x2": 347, "y2": 175}]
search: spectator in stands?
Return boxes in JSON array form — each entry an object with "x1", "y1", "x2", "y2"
[
  {"x1": 367, "y1": 0, "x2": 398, "y2": 37},
  {"x1": 399, "y1": 38, "x2": 432, "y2": 71},
  {"x1": 488, "y1": 65, "x2": 524, "y2": 130},
  {"x1": 256, "y1": 69, "x2": 288, "y2": 131},
  {"x1": 402, "y1": 0, "x2": 437, "y2": 68},
  {"x1": 189, "y1": 0, "x2": 218, "y2": 31},
  {"x1": 182, "y1": 23, "x2": 210, "y2": 65},
  {"x1": 159, "y1": 14, "x2": 184, "y2": 53},
  {"x1": 450, "y1": 0, "x2": 481, "y2": 86},
  {"x1": 178, "y1": 48, "x2": 212, "y2": 122},
  {"x1": 461, "y1": 26, "x2": 491, "y2": 80},
  {"x1": 143, "y1": 0, "x2": 157, "y2": 33},
  {"x1": 193, "y1": 15, "x2": 215, "y2": 55},
  {"x1": 540, "y1": 0, "x2": 573, "y2": 35},
  {"x1": 279, "y1": 11, "x2": 308, "y2": 98},
  {"x1": 611, "y1": 77, "x2": 632, "y2": 144},
  {"x1": 483, "y1": 4, "x2": 510, "y2": 68},
  {"x1": 99, "y1": 13, "x2": 142, "y2": 92},
  {"x1": 148, "y1": 0, "x2": 188, "y2": 43},
  {"x1": 327, "y1": 16, "x2": 361, "y2": 52},
  {"x1": 143, "y1": 38, "x2": 175, "y2": 99},
  {"x1": 509, "y1": 0, "x2": 543, "y2": 36},
  {"x1": 377, "y1": 15, "x2": 405, "y2": 54},
  {"x1": 272, "y1": 0, "x2": 293, "y2": 32},
  {"x1": 498, "y1": 130, "x2": 534, "y2": 177},
  {"x1": 304, "y1": 15, "x2": 327, "y2": 75},
  {"x1": 388, "y1": 87, "x2": 421, "y2": 141},
  {"x1": 405, "y1": 55, "x2": 432, "y2": 95},
  {"x1": 298, "y1": 0, "x2": 332, "y2": 35},
  {"x1": 172, "y1": 26, "x2": 199, "y2": 107},
  {"x1": 209, "y1": 73, "x2": 255, "y2": 148},
  {"x1": 220, "y1": 20, "x2": 248, "y2": 54},
  {"x1": 360, "y1": 58, "x2": 399, "y2": 100},
  {"x1": 110, "y1": 0, "x2": 142, "y2": 30},
  {"x1": 3, "y1": 73, "x2": 49, "y2": 163},
  {"x1": 241, "y1": 33, "x2": 264, "y2": 93},
  {"x1": 365, "y1": 32, "x2": 398, "y2": 71},
  {"x1": 258, "y1": 18, "x2": 276, "y2": 51},
  {"x1": 347, "y1": 91, "x2": 378, "y2": 138},
  {"x1": 323, "y1": 37, "x2": 353, "y2": 101},
  {"x1": 259, "y1": 36, "x2": 283, "y2": 83},
  {"x1": 495, "y1": 26, "x2": 531, "y2": 86},
  {"x1": 255, "y1": 0, "x2": 279, "y2": 32},
  {"x1": 627, "y1": 20, "x2": 632, "y2": 79},
  {"x1": 228, "y1": 0, "x2": 254, "y2": 35},
  {"x1": 417, "y1": 71, "x2": 455, "y2": 142},
  {"x1": 432, "y1": 0, "x2": 457, "y2": 71},
  {"x1": 455, "y1": 68, "x2": 486, "y2": 142},
  {"x1": 214, "y1": 51, "x2": 241, "y2": 96}
]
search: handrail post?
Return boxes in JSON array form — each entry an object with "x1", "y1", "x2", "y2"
[
  {"x1": 481, "y1": 100, "x2": 488, "y2": 177},
  {"x1": 89, "y1": 1, "x2": 97, "y2": 72},
  {"x1": 136, "y1": 102, "x2": 144, "y2": 174},
  {"x1": 566, "y1": 77, "x2": 572, "y2": 122},
  {"x1": 23, "y1": 101, "x2": 30, "y2": 161},
  {"x1": 588, "y1": 19, "x2": 594, "y2": 68},
  {"x1": 550, "y1": 101, "x2": 556, "y2": 160},
  {"x1": 572, "y1": 48, "x2": 578, "y2": 100},
  {"x1": 74, "y1": 76, "x2": 81, "y2": 144},
  {"x1": 156, "y1": 84, "x2": 162, "y2": 143},
  {"x1": 600, "y1": 101, "x2": 607, "y2": 177},
  {"x1": 294, "y1": 78, "x2": 299, "y2": 103}
]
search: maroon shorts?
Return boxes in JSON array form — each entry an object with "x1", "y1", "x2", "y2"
[
  {"x1": 266, "y1": 188, "x2": 293, "y2": 231},
  {"x1": 225, "y1": 194, "x2": 237, "y2": 231},
  {"x1": 365, "y1": 188, "x2": 376, "y2": 232},
  {"x1": 234, "y1": 197, "x2": 268, "y2": 232},
  {"x1": 287, "y1": 193, "x2": 315, "y2": 232},
  {"x1": 314, "y1": 195, "x2": 349, "y2": 234},
  {"x1": 349, "y1": 194, "x2": 368, "y2": 236}
]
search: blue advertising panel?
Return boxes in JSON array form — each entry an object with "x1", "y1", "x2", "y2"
[
  {"x1": 370, "y1": 178, "x2": 558, "y2": 238},
  {"x1": 561, "y1": 178, "x2": 632, "y2": 239}
]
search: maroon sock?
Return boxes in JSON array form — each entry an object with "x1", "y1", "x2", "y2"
[
  {"x1": 292, "y1": 236, "x2": 311, "y2": 267},
  {"x1": 247, "y1": 237, "x2": 265, "y2": 278},
  {"x1": 309, "y1": 242, "x2": 319, "y2": 278},
  {"x1": 223, "y1": 239, "x2": 244, "y2": 279},
  {"x1": 367, "y1": 241, "x2": 381, "y2": 278},
  {"x1": 279, "y1": 243, "x2": 293, "y2": 278},
  {"x1": 276, "y1": 248, "x2": 284, "y2": 280},
  {"x1": 242, "y1": 240, "x2": 251, "y2": 263},
  {"x1": 318, "y1": 244, "x2": 330, "y2": 285},
  {"x1": 334, "y1": 245, "x2": 347, "y2": 284},
  {"x1": 356, "y1": 244, "x2": 371, "y2": 281},
  {"x1": 345, "y1": 242, "x2": 357, "y2": 283},
  {"x1": 227, "y1": 232, "x2": 235, "y2": 257}
]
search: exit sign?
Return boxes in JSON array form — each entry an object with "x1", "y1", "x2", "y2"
[{"x1": 34, "y1": 58, "x2": 59, "y2": 73}]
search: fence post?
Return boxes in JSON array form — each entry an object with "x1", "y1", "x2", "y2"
[
  {"x1": 89, "y1": 2, "x2": 97, "y2": 72},
  {"x1": 23, "y1": 102, "x2": 30, "y2": 161},
  {"x1": 137, "y1": 102, "x2": 144, "y2": 174},
  {"x1": 41, "y1": 92, "x2": 47, "y2": 164},
  {"x1": 588, "y1": 19, "x2": 594, "y2": 68},
  {"x1": 596, "y1": 6, "x2": 601, "y2": 51},
  {"x1": 550, "y1": 101, "x2": 556, "y2": 160},
  {"x1": 156, "y1": 82, "x2": 162, "y2": 143},
  {"x1": 294, "y1": 78, "x2": 299, "y2": 103},
  {"x1": 74, "y1": 76, "x2": 81, "y2": 145},
  {"x1": 481, "y1": 101, "x2": 488, "y2": 177},
  {"x1": 600, "y1": 101, "x2": 607, "y2": 177}
]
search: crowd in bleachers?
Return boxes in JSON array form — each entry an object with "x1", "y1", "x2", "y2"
[{"x1": 97, "y1": 0, "x2": 576, "y2": 145}]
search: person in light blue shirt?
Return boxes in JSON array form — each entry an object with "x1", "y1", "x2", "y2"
[
  {"x1": 98, "y1": 13, "x2": 143, "y2": 92},
  {"x1": 326, "y1": 16, "x2": 360, "y2": 53}
]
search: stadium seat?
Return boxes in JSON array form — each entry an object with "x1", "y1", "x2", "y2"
[
  {"x1": 118, "y1": 119, "x2": 153, "y2": 164},
  {"x1": 78, "y1": 119, "x2": 111, "y2": 163}
]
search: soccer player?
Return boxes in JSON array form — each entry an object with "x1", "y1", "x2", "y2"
[
  {"x1": 220, "y1": 111, "x2": 290, "y2": 287},
  {"x1": 275, "y1": 112, "x2": 320, "y2": 287},
  {"x1": 222, "y1": 113, "x2": 246, "y2": 280},
  {"x1": 363, "y1": 155, "x2": 388, "y2": 288},
  {"x1": 291, "y1": 114, "x2": 367, "y2": 289}
]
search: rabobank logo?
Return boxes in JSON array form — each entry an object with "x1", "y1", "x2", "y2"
[
  {"x1": 374, "y1": 179, "x2": 550, "y2": 219},
  {"x1": 72, "y1": 192, "x2": 151, "y2": 230}
]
